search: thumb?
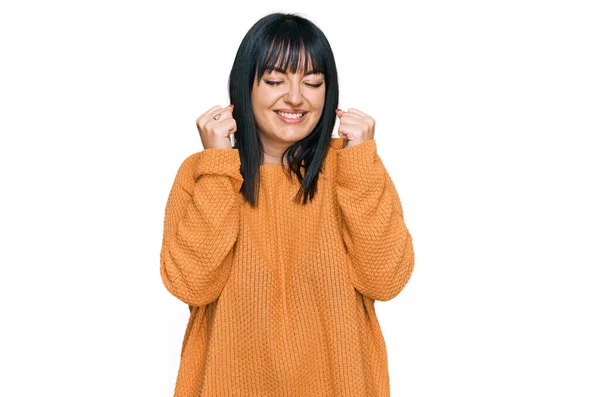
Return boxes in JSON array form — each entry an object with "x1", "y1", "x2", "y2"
[{"x1": 335, "y1": 108, "x2": 343, "y2": 117}]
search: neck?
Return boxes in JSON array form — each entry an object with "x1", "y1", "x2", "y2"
[{"x1": 259, "y1": 134, "x2": 290, "y2": 166}]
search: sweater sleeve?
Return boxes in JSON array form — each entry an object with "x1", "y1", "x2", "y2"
[
  {"x1": 335, "y1": 139, "x2": 414, "y2": 301},
  {"x1": 160, "y1": 148, "x2": 243, "y2": 307}
]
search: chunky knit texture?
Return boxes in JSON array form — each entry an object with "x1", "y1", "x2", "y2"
[{"x1": 160, "y1": 137, "x2": 414, "y2": 397}]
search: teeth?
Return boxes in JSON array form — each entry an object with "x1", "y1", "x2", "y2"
[{"x1": 276, "y1": 111, "x2": 305, "y2": 119}]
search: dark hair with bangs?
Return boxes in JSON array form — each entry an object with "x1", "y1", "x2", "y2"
[{"x1": 227, "y1": 12, "x2": 339, "y2": 207}]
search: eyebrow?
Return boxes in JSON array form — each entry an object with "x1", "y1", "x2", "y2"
[{"x1": 269, "y1": 66, "x2": 323, "y2": 76}]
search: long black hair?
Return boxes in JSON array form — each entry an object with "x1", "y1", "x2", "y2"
[{"x1": 227, "y1": 12, "x2": 340, "y2": 207}]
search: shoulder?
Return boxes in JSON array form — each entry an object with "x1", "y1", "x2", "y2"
[
  {"x1": 177, "y1": 151, "x2": 201, "y2": 175},
  {"x1": 171, "y1": 151, "x2": 201, "y2": 189},
  {"x1": 180, "y1": 151, "x2": 201, "y2": 169}
]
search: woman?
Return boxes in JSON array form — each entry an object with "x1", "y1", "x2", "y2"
[{"x1": 160, "y1": 12, "x2": 414, "y2": 397}]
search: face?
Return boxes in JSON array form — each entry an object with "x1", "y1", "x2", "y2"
[{"x1": 251, "y1": 57, "x2": 326, "y2": 146}]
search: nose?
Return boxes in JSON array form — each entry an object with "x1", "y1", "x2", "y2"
[{"x1": 284, "y1": 81, "x2": 303, "y2": 106}]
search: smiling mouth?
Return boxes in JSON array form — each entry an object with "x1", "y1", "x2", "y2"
[{"x1": 273, "y1": 110, "x2": 308, "y2": 120}]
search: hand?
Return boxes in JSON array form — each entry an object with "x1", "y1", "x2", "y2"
[
  {"x1": 196, "y1": 104, "x2": 237, "y2": 149},
  {"x1": 335, "y1": 108, "x2": 375, "y2": 149}
]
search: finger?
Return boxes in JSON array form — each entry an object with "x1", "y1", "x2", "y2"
[
  {"x1": 209, "y1": 104, "x2": 233, "y2": 117},
  {"x1": 208, "y1": 104, "x2": 234, "y2": 122},
  {"x1": 347, "y1": 108, "x2": 368, "y2": 116},
  {"x1": 338, "y1": 123, "x2": 362, "y2": 137},
  {"x1": 340, "y1": 112, "x2": 364, "y2": 121},
  {"x1": 337, "y1": 114, "x2": 363, "y2": 125},
  {"x1": 200, "y1": 105, "x2": 223, "y2": 119},
  {"x1": 198, "y1": 105, "x2": 233, "y2": 130},
  {"x1": 215, "y1": 118, "x2": 237, "y2": 135},
  {"x1": 336, "y1": 108, "x2": 364, "y2": 121},
  {"x1": 197, "y1": 105, "x2": 221, "y2": 127}
]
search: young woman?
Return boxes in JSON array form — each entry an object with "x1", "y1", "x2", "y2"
[{"x1": 160, "y1": 12, "x2": 414, "y2": 397}]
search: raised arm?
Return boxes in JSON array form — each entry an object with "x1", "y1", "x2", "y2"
[
  {"x1": 335, "y1": 139, "x2": 414, "y2": 301},
  {"x1": 160, "y1": 148, "x2": 243, "y2": 306}
]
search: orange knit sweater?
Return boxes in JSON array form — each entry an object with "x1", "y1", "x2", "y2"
[{"x1": 160, "y1": 137, "x2": 414, "y2": 397}]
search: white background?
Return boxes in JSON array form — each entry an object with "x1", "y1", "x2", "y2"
[{"x1": 1, "y1": 1, "x2": 599, "y2": 396}]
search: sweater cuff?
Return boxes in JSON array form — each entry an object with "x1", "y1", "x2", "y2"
[
  {"x1": 336, "y1": 139, "x2": 378, "y2": 187},
  {"x1": 193, "y1": 148, "x2": 243, "y2": 183}
]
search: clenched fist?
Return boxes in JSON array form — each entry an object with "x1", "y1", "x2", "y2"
[
  {"x1": 196, "y1": 104, "x2": 237, "y2": 150},
  {"x1": 335, "y1": 108, "x2": 375, "y2": 149}
]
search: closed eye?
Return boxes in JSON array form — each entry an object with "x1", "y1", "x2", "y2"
[{"x1": 264, "y1": 80, "x2": 323, "y2": 88}]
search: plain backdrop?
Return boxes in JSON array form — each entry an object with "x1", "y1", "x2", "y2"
[{"x1": 1, "y1": 1, "x2": 598, "y2": 396}]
